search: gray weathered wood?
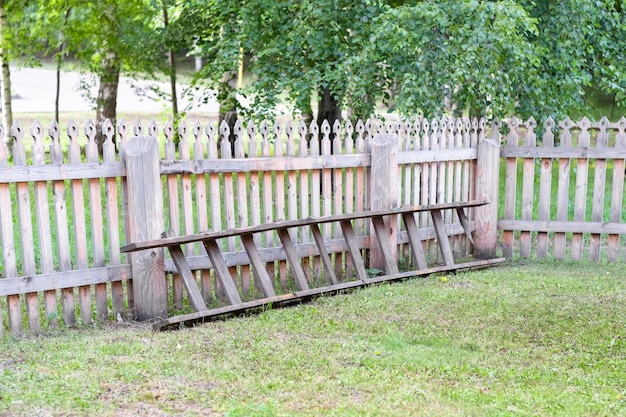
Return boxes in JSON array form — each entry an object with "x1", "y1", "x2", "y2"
[
  {"x1": 202, "y1": 239, "x2": 242, "y2": 305},
  {"x1": 340, "y1": 220, "x2": 369, "y2": 282},
  {"x1": 370, "y1": 216, "x2": 400, "y2": 274},
  {"x1": 554, "y1": 118, "x2": 573, "y2": 259},
  {"x1": 608, "y1": 121, "x2": 626, "y2": 261},
  {"x1": 277, "y1": 228, "x2": 310, "y2": 291},
  {"x1": 370, "y1": 133, "x2": 398, "y2": 269},
  {"x1": 536, "y1": 118, "x2": 554, "y2": 258},
  {"x1": 402, "y1": 212, "x2": 428, "y2": 270},
  {"x1": 167, "y1": 244, "x2": 208, "y2": 312},
  {"x1": 474, "y1": 139, "x2": 501, "y2": 258},
  {"x1": 310, "y1": 223, "x2": 339, "y2": 285},
  {"x1": 572, "y1": 118, "x2": 590, "y2": 260},
  {"x1": 126, "y1": 136, "x2": 168, "y2": 320},
  {"x1": 240, "y1": 234, "x2": 276, "y2": 297}
]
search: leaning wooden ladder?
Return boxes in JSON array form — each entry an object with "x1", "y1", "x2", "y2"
[{"x1": 121, "y1": 199, "x2": 505, "y2": 330}]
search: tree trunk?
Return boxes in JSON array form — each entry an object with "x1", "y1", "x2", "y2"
[
  {"x1": 317, "y1": 85, "x2": 341, "y2": 142},
  {"x1": 162, "y1": 5, "x2": 178, "y2": 124},
  {"x1": 217, "y1": 77, "x2": 238, "y2": 155},
  {"x1": 54, "y1": 8, "x2": 71, "y2": 123},
  {"x1": 95, "y1": 52, "x2": 120, "y2": 154},
  {"x1": 0, "y1": 0, "x2": 13, "y2": 147}
]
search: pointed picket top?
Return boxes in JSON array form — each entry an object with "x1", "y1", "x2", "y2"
[
  {"x1": 599, "y1": 116, "x2": 610, "y2": 131},
  {"x1": 345, "y1": 119, "x2": 354, "y2": 137},
  {"x1": 192, "y1": 120, "x2": 204, "y2": 160},
  {"x1": 309, "y1": 119, "x2": 320, "y2": 155},
  {"x1": 46, "y1": 120, "x2": 61, "y2": 164},
  {"x1": 219, "y1": 119, "x2": 230, "y2": 144},
  {"x1": 260, "y1": 120, "x2": 271, "y2": 157},
  {"x1": 544, "y1": 116, "x2": 555, "y2": 131},
  {"x1": 206, "y1": 121, "x2": 218, "y2": 159},
  {"x1": 333, "y1": 118, "x2": 342, "y2": 137},
  {"x1": 30, "y1": 119, "x2": 44, "y2": 142},
  {"x1": 431, "y1": 118, "x2": 439, "y2": 136},
  {"x1": 102, "y1": 119, "x2": 115, "y2": 145},
  {"x1": 178, "y1": 119, "x2": 190, "y2": 158},
  {"x1": 506, "y1": 116, "x2": 519, "y2": 131},
  {"x1": 320, "y1": 119, "x2": 331, "y2": 139},
  {"x1": 618, "y1": 117, "x2": 626, "y2": 133},
  {"x1": 422, "y1": 118, "x2": 430, "y2": 136},
  {"x1": 355, "y1": 119, "x2": 364, "y2": 136},
  {"x1": 11, "y1": 120, "x2": 24, "y2": 152},
  {"x1": 132, "y1": 119, "x2": 144, "y2": 137},
  {"x1": 273, "y1": 122, "x2": 283, "y2": 157},
  {"x1": 163, "y1": 119, "x2": 174, "y2": 144},
  {"x1": 84, "y1": 119, "x2": 96, "y2": 144},
  {"x1": 147, "y1": 120, "x2": 158, "y2": 139},
  {"x1": 375, "y1": 119, "x2": 383, "y2": 135},
  {"x1": 29, "y1": 120, "x2": 45, "y2": 165},
  {"x1": 385, "y1": 119, "x2": 394, "y2": 134},
  {"x1": 117, "y1": 118, "x2": 128, "y2": 142},
  {"x1": 285, "y1": 120, "x2": 295, "y2": 157},
  {"x1": 542, "y1": 117, "x2": 555, "y2": 147},
  {"x1": 234, "y1": 120, "x2": 245, "y2": 158},
  {"x1": 66, "y1": 119, "x2": 78, "y2": 143},
  {"x1": 577, "y1": 116, "x2": 591, "y2": 131},
  {"x1": 559, "y1": 116, "x2": 574, "y2": 130},
  {"x1": 455, "y1": 117, "x2": 463, "y2": 133},
  {"x1": 364, "y1": 118, "x2": 372, "y2": 139},
  {"x1": 247, "y1": 120, "x2": 257, "y2": 157},
  {"x1": 205, "y1": 120, "x2": 217, "y2": 143},
  {"x1": 178, "y1": 119, "x2": 189, "y2": 143},
  {"x1": 297, "y1": 119, "x2": 308, "y2": 157}
]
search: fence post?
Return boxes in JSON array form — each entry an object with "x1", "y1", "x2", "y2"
[
  {"x1": 125, "y1": 136, "x2": 168, "y2": 320},
  {"x1": 369, "y1": 133, "x2": 399, "y2": 270},
  {"x1": 474, "y1": 138, "x2": 501, "y2": 258}
]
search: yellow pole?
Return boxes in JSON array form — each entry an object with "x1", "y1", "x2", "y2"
[{"x1": 237, "y1": 47, "x2": 244, "y2": 89}]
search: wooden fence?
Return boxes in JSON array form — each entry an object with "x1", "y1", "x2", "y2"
[
  {"x1": 0, "y1": 116, "x2": 488, "y2": 336},
  {"x1": 498, "y1": 116, "x2": 626, "y2": 261}
]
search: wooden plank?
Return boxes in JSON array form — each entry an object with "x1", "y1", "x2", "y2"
[
  {"x1": 354, "y1": 121, "x2": 367, "y2": 266},
  {"x1": 500, "y1": 146, "x2": 626, "y2": 159},
  {"x1": 207, "y1": 123, "x2": 224, "y2": 300},
  {"x1": 277, "y1": 228, "x2": 310, "y2": 291},
  {"x1": 430, "y1": 209, "x2": 455, "y2": 267},
  {"x1": 163, "y1": 122, "x2": 183, "y2": 309},
  {"x1": 0, "y1": 265, "x2": 131, "y2": 297},
  {"x1": 126, "y1": 136, "x2": 169, "y2": 321},
  {"x1": 343, "y1": 122, "x2": 355, "y2": 279},
  {"x1": 274, "y1": 125, "x2": 288, "y2": 290},
  {"x1": 30, "y1": 122, "x2": 57, "y2": 329},
  {"x1": 0, "y1": 161, "x2": 126, "y2": 183},
  {"x1": 460, "y1": 119, "x2": 472, "y2": 255},
  {"x1": 102, "y1": 121, "x2": 124, "y2": 317},
  {"x1": 402, "y1": 212, "x2": 428, "y2": 270},
  {"x1": 536, "y1": 119, "x2": 554, "y2": 258},
  {"x1": 232, "y1": 122, "x2": 251, "y2": 294},
  {"x1": 340, "y1": 220, "x2": 369, "y2": 282},
  {"x1": 159, "y1": 153, "x2": 370, "y2": 175},
  {"x1": 608, "y1": 121, "x2": 626, "y2": 261},
  {"x1": 310, "y1": 223, "x2": 339, "y2": 285},
  {"x1": 554, "y1": 118, "x2": 573, "y2": 259},
  {"x1": 240, "y1": 234, "x2": 276, "y2": 297},
  {"x1": 298, "y1": 122, "x2": 312, "y2": 282},
  {"x1": 498, "y1": 219, "x2": 626, "y2": 234},
  {"x1": 153, "y1": 257, "x2": 507, "y2": 331},
  {"x1": 202, "y1": 239, "x2": 242, "y2": 305},
  {"x1": 167, "y1": 244, "x2": 207, "y2": 312},
  {"x1": 191, "y1": 122, "x2": 212, "y2": 302},
  {"x1": 49, "y1": 122, "x2": 75, "y2": 326},
  {"x1": 85, "y1": 122, "x2": 108, "y2": 321},
  {"x1": 310, "y1": 123, "x2": 322, "y2": 283},
  {"x1": 589, "y1": 119, "x2": 608, "y2": 261},
  {"x1": 455, "y1": 207, "x2": 474, "y2": 245},
  {"x1": 571, "y1": 118, "x2": 590, "y2": 260},
  {"x1": 13, "y1": 124, "x2": 39, "y2": 332},
  {"x1": 332, "y1": 122, "x2": 344, "y2": 279},
  {"x1": 370, "y1": 216, "x2": 400, "y2": 275},
  {"x1": 121, "y1": 201, "x2": 489, "y2": 252},
  {"x1": 519, "y1": 119, "x2": 536, "y2": 258},
  {"x1": 502, "y1": 118, "x2": 519, "y2": 258},
  {"x1": 260, "y1": 121, "x2": 276, "y2": 289}
]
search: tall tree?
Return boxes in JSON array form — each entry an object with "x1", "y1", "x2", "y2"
[{"x1": 0, "y1": 0, "x2": 13, "y2": 145}]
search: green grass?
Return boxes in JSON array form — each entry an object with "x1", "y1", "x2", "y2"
[{"x1": 2, "y1": 260, "x2": 625, "y2": 416}]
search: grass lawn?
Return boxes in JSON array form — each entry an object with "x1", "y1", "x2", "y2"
[{"x1": 1, "y1": 260, "x2": 626, "y2": 416}]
